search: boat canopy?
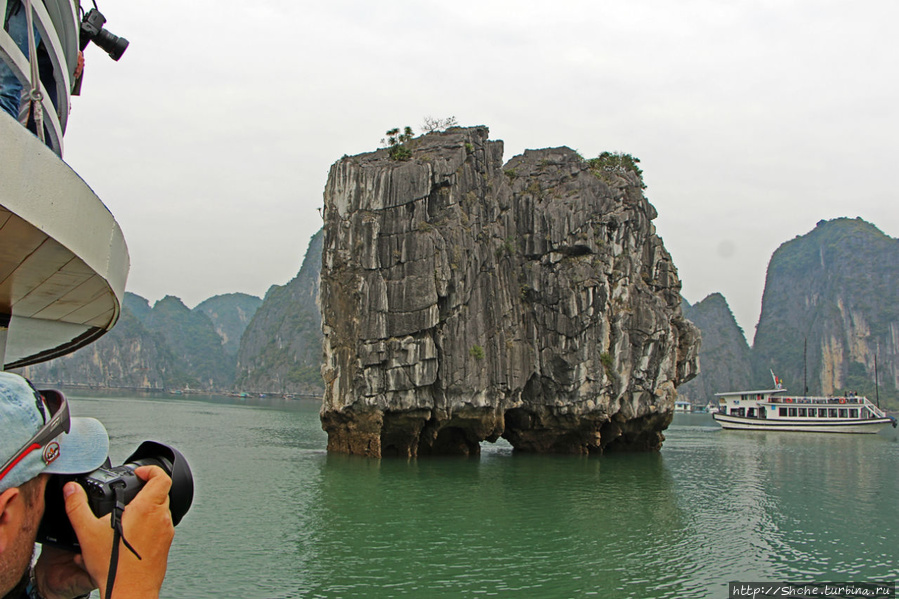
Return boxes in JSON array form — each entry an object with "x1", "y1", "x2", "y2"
[
  {"x1": 715, "y1": 388, "x2": 785, "y2": 398},
  {"x1": 0, "y1": 114, "x2": 129, "y2": 368}
]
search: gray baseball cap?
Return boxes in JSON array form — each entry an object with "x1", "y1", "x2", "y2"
[{"x1": 0, "y1": 372, "x2": 108, "y2": 493}]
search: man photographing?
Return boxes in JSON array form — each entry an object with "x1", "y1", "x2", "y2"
[{"x1": 0, "y1": 372, "x2": 174, "y2": 599}]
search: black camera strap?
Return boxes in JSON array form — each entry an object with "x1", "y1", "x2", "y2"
[{"x1": 104, "y1": 485, "x2": 142, "y2": 599}]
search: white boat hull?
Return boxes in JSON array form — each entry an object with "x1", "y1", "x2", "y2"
[{"x1": 713, "y1": 413, "x2": 892, "y2": 434}]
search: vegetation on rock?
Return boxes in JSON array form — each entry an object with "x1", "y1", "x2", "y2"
[
  {"x1": 383, "y1": 126, "x2": 415, "y2": 161},
  {"x1": 421, "y1": 116, "x2": 457, "y2": 133},
  {"x1": 586, "y1": 152, "x2": 646, "y2": 188}
]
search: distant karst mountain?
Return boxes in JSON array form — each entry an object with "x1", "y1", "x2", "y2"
[
  {"x1": 196, "y1": 293, "x2": 263, "y2": 357},
  {"x1": 20, "y1": 292, "x2": 262, "y2": 391},
  {"x1": 752, "y1": 218, "x2": 898, "y2": 405},
  {"x1": 678, "y1": 217, "x2": 897, "y2": 411},
  {"x1": 234, "y1": 230, "x2": 324, "y2": 395},
  {"x1": 678, "y1": 293, "x2": 752, "y2": 406}
]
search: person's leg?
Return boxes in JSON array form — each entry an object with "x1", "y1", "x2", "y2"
[{"x1": 0, "y1": 1, "x2": 41, "y2": 120}]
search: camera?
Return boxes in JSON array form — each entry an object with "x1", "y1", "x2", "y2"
[
  {"x1": 37, "y1": 441, "x2": 194, "y2": 551},
  {"x1": 80, "y1": 8, "x2": 128, "y2": 61}
]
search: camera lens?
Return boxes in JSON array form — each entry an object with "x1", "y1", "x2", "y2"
[
  {"x1": 93, "y1": 29, "x2": 129, "y2": 61},
  {"x1": 126, "y1": 442, "x2": 194, "y2": 526}
]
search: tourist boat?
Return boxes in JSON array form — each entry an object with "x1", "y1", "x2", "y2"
[
  {"x1": 713, "y1": 375, "x2": 897, "y2": 433},
  {"x1": 0, "y1": 0, "x2": 129, "y2": 369}
]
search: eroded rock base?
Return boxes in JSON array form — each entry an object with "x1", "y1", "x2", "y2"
[{"x1": 321, "y1": 407, "x2": 672, "y2": 457}]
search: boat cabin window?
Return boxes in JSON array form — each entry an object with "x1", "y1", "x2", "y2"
[
  {"x1": 829, "y1": 408, "x2": 838, "y2": 418},
  {"x1": 748, "y1": 408, "x2": 756, "y2": 417},
  {"x1": 850, "y1": 409, "x2": 858, "y2": 418},
  {"x1": 839, "y1": 408, "x2": 847, "y2": 418},
  {"x1": 779, "y1": 408, "x2": 787, "y2": 417},
  {"x1": 788, "y1": 408, "x2": 797, "y2": 417},
  {"x1": 798, "y1": 408, "x2": 807, "y2": 417},
  {"x1": 818, "y1": 409, "x2": 828, "y2": 418}
]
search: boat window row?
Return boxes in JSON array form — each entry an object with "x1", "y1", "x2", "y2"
[
  {"x1": 778, "y1": 407, "x2": 860, "y2": 418},
  {"x1": 723, "y1": 407, "x2": 765, "y2": 418},
  {"x1": 720, "y1": 406, "x2": 881, "y2": 419}
]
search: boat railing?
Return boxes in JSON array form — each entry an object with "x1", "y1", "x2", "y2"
[
  {"x1": 0, "y1": 0, "x2": 79, "y2": 156},
  {"x1": 764, "y1": 395, "x2": 870, "y2": 406}
]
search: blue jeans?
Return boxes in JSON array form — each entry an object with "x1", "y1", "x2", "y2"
[{"x1": 0, "y1": 1, "x2": 41, "y2": 120}]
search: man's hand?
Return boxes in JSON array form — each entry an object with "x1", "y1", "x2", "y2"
[
  {"x1": 64, "y1": 466, "x2": 175, "y2": 599},
  {"x1": 74, "y1": 51, "x2": 84, "y2": 80}
]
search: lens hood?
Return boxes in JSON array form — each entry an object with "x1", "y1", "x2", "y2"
[{"x1": 126, "y1": 441, "x2": 194, "y2": 526}]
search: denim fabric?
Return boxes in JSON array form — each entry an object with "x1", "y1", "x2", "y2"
[{"x1": 0, "y1": 1, "x2": 41, "y2": 120}]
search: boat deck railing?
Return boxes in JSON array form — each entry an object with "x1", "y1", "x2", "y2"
[
  {"x1": 765, "y1": 395, "x2": 868, "y2": 405},
  {"x1": 0, "y1": 0, "x2": 79, "y2": 156}
]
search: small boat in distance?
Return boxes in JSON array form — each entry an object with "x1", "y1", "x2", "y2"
[{"x1": 713, "y1": 374, "x2": 897, "y2": 434}]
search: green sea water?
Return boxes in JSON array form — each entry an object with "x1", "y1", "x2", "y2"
[{"x1": 63, "y1": 393, "x2": 898, "y2": 599}]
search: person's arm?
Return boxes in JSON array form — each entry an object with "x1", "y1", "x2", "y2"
[{"x1": 62, "y1": 466, "x2": 174, "y2": 599}]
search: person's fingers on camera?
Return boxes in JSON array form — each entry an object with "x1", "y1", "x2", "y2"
[
  {"x1": 126, "y1": 466, "x2": 175, "y2": 552},
  {"x1": 110, "y1": 466, "x2": 174, "y2": 598},
  {"x1": 133, "y1": 465, "x2": 172, "y2": 502},
  {"x1": 63, "y1": 481, "x2": 103, "y2": 532}
]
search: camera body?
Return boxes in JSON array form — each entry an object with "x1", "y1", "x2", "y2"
[
  {"x1": 79, "y1": 8, "x2": 128, "y2": 61},
  {"x1": 38, "y1": 441, "x2": 193, "y2": 551},
  {"x1": 77, "y1": 464, "x2": 143, "y2": 517},
  {"x1": 79, "y1": 9, "x2": 107, "y2": 45}
]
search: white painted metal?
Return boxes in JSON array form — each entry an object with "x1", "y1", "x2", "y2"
[
  {"x1": 713, "y1": 412, "x2": 892, "y2": 434},
  {"x1": 0, "y1": 112, "x2": 129, "y2": 368}
]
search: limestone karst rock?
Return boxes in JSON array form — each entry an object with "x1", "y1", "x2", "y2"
[
  {"x1": 678, "y1": 294, "x2": 752, "y2": 406},
  {"x1": 752, "y1": 217, "x2": 899, "y2": 399},
  {"x1": 320, "y1": 126, "x2": 699, "y2": 456},
  {"x1": 235, "y1": 230, "x2": 324, "y2": 395}
]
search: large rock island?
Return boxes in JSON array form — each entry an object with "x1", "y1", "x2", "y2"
[{"x1": 320, "y1": 126, "x2": 699, "y2": 456}]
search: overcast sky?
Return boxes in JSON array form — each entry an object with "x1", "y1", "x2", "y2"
[{"x1": 62, "y1": 0, "x2": 897, "y2": 342}]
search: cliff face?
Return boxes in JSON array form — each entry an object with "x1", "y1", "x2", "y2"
[
  {"x1": 196, "y1": 293, "x2": 263, "y2": 357},
  {"x1": 234, "y1": 230, "x2": 324, "y2": 395},
  {"x1": 21, "y1": 292, "x2": 260, "y2": 391},
  {"x1": 753, "y1": 218, "x2": 899, "y2": 402},
  {"x1": 20, "y1": 293, "x2": 180, "y2": 389},
  {"x1": 145, "y1": 296, "x2": 236, "y2": 388},
  {"x1": 678, "y1": 294, "x2": 752, "y2": 404},
  {"x1": 320, "y1": 127, "x2": 699, "y2": 457}
]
